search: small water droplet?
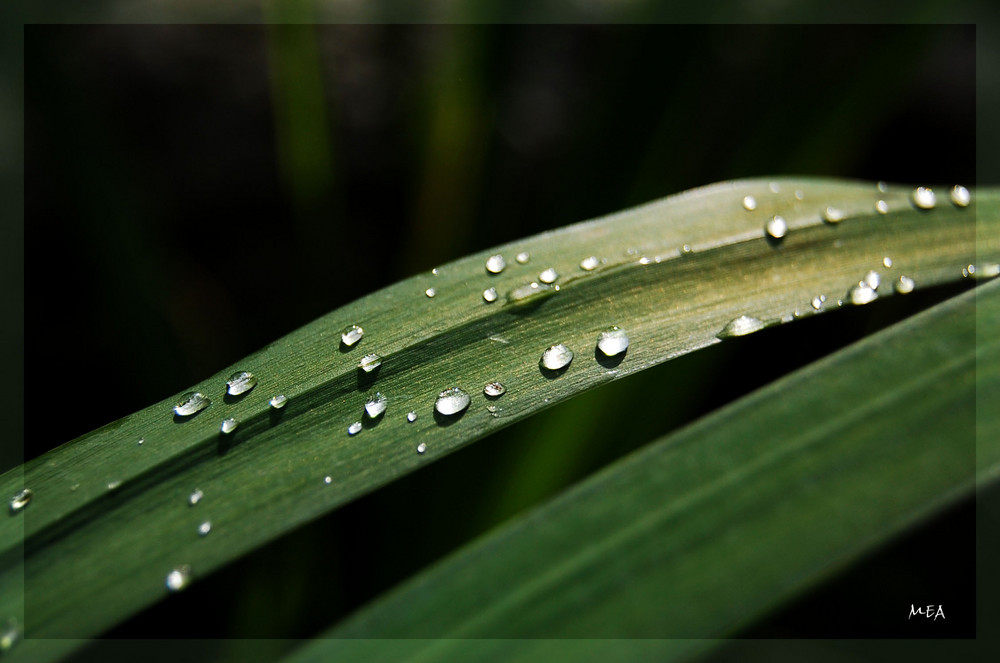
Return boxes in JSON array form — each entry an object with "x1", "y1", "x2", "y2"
[
  {"x1": 597, "y1": 326, "x2": 630, "y2": 356},
  {"x1": 225, "y1": 371, "x2": 257, "y2": 396},
  {"x1": 365, "y1": 392, "x2": 388, "y2": 418},
  {"x1": 580, "y1": 256, "x2": 599, "y2": 271},
  {"x1": 324, "y1": 475, "x2": 333, "y2": 485},
  {"x1": 174, "y1": 392, "x2": 211, "y2": 417},
  {"x1": 811, "y1": 295, "x2": 827, "y2": 310},
  {"x1": 540, "y1": 344, "x2": 574, "y2": 370},
  {"x1": 165, "y1": 566, "x2": 191, "y2": 592},
  {"x1": 742, "y1": 195, "x2": 757, "y2": 211},
  {"x1": 483, "y1": 381, "x2": 506, "y2": 398},
  {"x1": 769, "y1": 181, "x2": 781, "y2": 194},
  {"x1": 849, "y1": 282, "x2": 879, "y2": 305},
  {"x1": 0, "y1": 618, "x2": 21, "y2": 654},
  {"x1": 877, "y1": 181, "x2": 888, "y2": 193},
  {"x1": 681, "y1": 244, "x2": 693, "y2": 254},
  {"x1": 406, "y1": 411, "x2": 418, "y2": 423},
  {"x1": 416, "y1": 442, "x2": 427, "y2": 454},
  {"x1": 794, "y1": 190, "x2": 804, "y2": 201},
  {"x1": 220, "y1": 418, "x2": 238, "y2": 435},
  {"x1": 486, "y1": 254, "x2": 506, "y2": 274},
  {"x1": 717, "y1": 315, "x2": 767, "y2": 339},
  {"x1": 875, "y1": 200, "x2": 889, "y2": 215},
  {"x1": 950, "y1": 185, "x2": 971, "y2": 208},
  {"x1": 864, "y1": 270, "x2": 881, "y2": 290},
  {"x1": 507, "y1": 281, "x2": 555, "y2": 306},
  {"x1": 626, "y1": 247, "x2": 639, "y2": 255},
  {"x1": 895, "y1": 275, "x2": 915, "y2": 294},
  {"x1": 539, "y1": 267, "x2": 558, "y2": 284},
  {"x1": 341, "y1": 324, "x2": 364, "y2": 347},
  {"x1": 765, "y1": 215, "x2": 788, "y2": 240},
  {"x1": 486, "y1": 404, "x2": 502, "y2": 417},
  {"x1": 425, "y1": 287, "x2": 437, "y2": 298},
  {"x1": 882, "y1": 256, "x2": 893, "y2": 269},
  {"x1": 638, "y1": 256, "x2": 652, "y2": 265},
  {"x1": 971, "y1": 263, "x2": 1000, "y2": 279},
  {"x1": 197, "y1": 521, "x2": 212, "y2": 537},
  {"x1": 348, "y1": 421, "x2": 362, "y2": 436},
  {"x1": 9, "y1": 489, "x2": 32, "y2": 513},
  {"x1": 188, "y1": 489, "x2": 204, "y2": 506},
  {"x1": 269, "y1": 394, "x2": 288, "y2": 409},
  {"x1": 137, "y1": 437, "x2": 145, "y2": 446},
  {"x1": 107, "y1": 480, "x2": 121, "y2": 491},
  {"x1": 435, "y1": 387, "x2": 471, "y2": 416},
  {"x1": 431, "y1": 268, "x2": 439, "y2": 275},
  {"x1": 515, "y1": 252, "x2": 530, "y2": 264},
  {"x1": 911, "y1": 186, "x2": 936, "y2": 210},
  {"x1": 483, "y1": 287, "x2": 498, "y2": 303},
  {"x1": 359, "y1": 353, "x2": 382, "y2": 373},
  {"x1": 823, "y1": 206, "x2": 847, "y2": 224}
]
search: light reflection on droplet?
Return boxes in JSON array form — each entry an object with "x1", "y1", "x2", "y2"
[
  {"x1": 225, "y1": 371, "x2": 257, "y2": 396},
  {"x1": 597, "y1": 326, "x2": 630, "y2": 356},
  {"x1": 174, "y1": 392, "x2": 210, "y2": 417},
  {"x1": 539, "y1": 267, "x2": 558, "y2": 284},
  {"x1": 166, "y1": 566, "x2": 191, "y2": 592},
  {"x1": 823, "y1": 206, "x2": 846, "y2": 224},
  {"x1": 364, "y1": 392, "x2": 388, "y2": 418},
  {"x1": 742, "y1": 195, "x2": 757, "y2": 211},
  {"x1": 849, "y1": 282, "x2": 879, "y2": 305},
  {"x1": 580, "y1": 256, "x2": 599, "y2": 271},
  {"x1": 486, "y1": 254, "x2": 507, "y2": 274},
  {"x1": 9, "y1": 489, "x2": 32, "y2": 513},
  {"x1": 895, "y1": 275, "x2": 915, "y2": 294},
  {"x1": 483, "y1": 287, "x2": 498, "y2": 303},
  {"x1": 951, "y1": 185, "x2": 971, "y2": 208},
  {"x1": 359, "y1": 353, "x2": 382, "y2": 373},
  {"x1": 434, "y1": 387, "x2": 471, "y2": 416},
  {"x1": 717, "y1": 315, "x2": 767, "y2": 339},
  {"x1": 911, "y1": 186, "x2": 936, "y2": 210},
  {"x1": 417, "y1": 443, "x2": 427, "y2": 454},
  {"x1": 348, "y1": 421, "x2": 362, "y2": 436},
  {"x1": 811, "y1": 295, "x2": 826, "y2": 310},
  {"x1": 515, "y1": 252, "x2": 530, "y2": 264},
  {"x1": 484, "y1": 381, "x2": 506, "y2": 398},
  {"x1": 425, "y1": 287, "x2": 437, "y2": 298},
  {"x1": 269, "y1": 394, "x2": 288, "y2": 409},
  {"x1": 765, "y1": 215, "x2": 788, "y2": 240},
  {"x1": 882, "y1": 256, "x2": 893, "y2": 269},
  {"x1": 875, "y1": 200, "x2": 889, "y2": 215},
  {"x1": 197, "y1": 521, "x2": 212, "y2": 537},
  {"x1": 540, "y1": 344, "x2": 574, "y2": 370},
  {"x1": 188, "y1": 489, "x2": 203, "y2": 506},
  {"x1": 341, "y1": 324, "x2": 364, "y2": 347}
]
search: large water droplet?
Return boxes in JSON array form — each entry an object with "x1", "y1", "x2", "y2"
[
  {"x1": 188, "y1": 489, "x2": 204, "y2": 506},
  {"x1": 580, "y1": 256, "x2": 599, "y2": 271},
  {"x1": 324, "y1": 476, "x2": 333, "y2": 485},
  {"x1": 811, "y1": 295, "x2": 826, "y2": 310},
  {"x1": 951, "y1": 185, "x2": 971, "y2": 208},
  {"x1": 538, "y1": 267, "x2": 558, "y2": 284},
  {"x1": 425, "y1": 287, "x2": 437, "y2": 298},
  {"x1": 220, "y1": 418, "x2": 238, "y2": 435},
  {"x1": 406, "y1": 411, "x2": 418, "y2": 423},
  {"x1": 9, "y1": 489, "x2": 32, "y2": 513},
  {"x1": 486, "y1": 254, "x2": 506, "y2": 274},
  {"x1": 483, "y1": 381, "x2": 506, "y2": 398},
  {"x1": 435, "y1": 387, "x2": 471, "y2": 416},
  {"x1": 765, "y1": 215, "x2": 788, "y2": 240},
  {"x1": 165, "y1": 566, "x2": 191, "y2": 592},
  {"x1": 875, "y1": 200, "x2": 889, "y2": 215},
  {"x1": 823, "y1": 206, "x2": 846, "y2": 224},
  {"x1": 174, "y1": 392, "x2": 210, "y2": 417},
  {"x1": 540, "y1": 344, "x2": 574, "y2": 370},
  {"x1": 742, "y1": 195, "x2": 757, "y2": 211},
  {"x1": 911, "y1": 186, "x2": 936, "y2": 210},
  {"x1": 895, "y1": 275, "x2": 915, "y2": 294},
  {"x1": 359, "y1": 353, "x2": 382, "y2": 373},
  {"x1": 341, "y1": 324, "x2": 364, "y2": 347},
  {"x1": 225, "y1": 371, "x2": 257, "y2": 396},
  {"x1": 365, "y1": 392, "x2": 388, "y2": 418},
  {"x1": 882, "y1": 256, "x2": 893, "y2": 269},
  {"x1": 717, "y1": 315, "x2": 767, "y2": 339},
  {"x1": 483, "y1": 287, "x2": 498, "y2": 303},
  {"x1": 515, "y1": 251, "x2": 530, "y2": 264},
  {"x1": 849, "y1": 282, "x2": 879, "y2": 305},
  {"x1": 864, "y1": 270, "x2": 881, "y2": 290},
  {"x1": 269, "y1": 394, "x2": 288, "y2": 409},
  {"x1": 597, "y1": 326, "x2": 630, "y2": 356},
  {"x1": 197, "y1": 521, "x2": 212, "y2": 537},
  {"x1": 348, "y1": 421, "x2": 363, "y2": 436},
  {"x1": 417, "y1": 443, "x2": 427, "y2": 454}
]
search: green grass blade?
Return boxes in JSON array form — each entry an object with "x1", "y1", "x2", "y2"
[
  {"x1": 283, "y1": 274, "x2": 999, "y2": 663},
  {"x1": 0, "y1": 179, "x2": 995, "y2": 650}
]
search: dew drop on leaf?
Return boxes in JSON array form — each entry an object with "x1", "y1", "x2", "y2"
[
  {"x1": 811, "y1": 295, "x2": 826, "y2": 310},
  {"x1": 765, "y1": 215, "x2": 788, "y2": 240},
  {"x1": 225, "y1": 370, "x2": 257, "y2": 396},
  {"x1": 849, "y1": 282, "x2": 879, "y2": 305},
  {"x1": 911, "y1": 186, "x2": 936, "y2": 210},
  {"x1": 742, "y1": 195, "x2": 757, "y2": 211},
  {"x1": 875, "y1": 200, "x2": 889, "y2": 215},
  {"x1": 486, "y1": 254, "x2": 506, "y2": 274},
  {"x1": 341, "y1": 324, "x2": 364, "y2": 347},
  {"x1": 539, "y1": 267, "x2": 558, "y2": 284},
  {"x1": 174, "y1": 392, "x2": 210, "y2": 417},
  {"x1": 895, "y1": 275, "x2": 915, "y2": 294},
  {"x1": 417, "y1": 443, "x2": 427, "y2": 454},
  {"x1": 483, "y1": 287, "x2": 498, "y2": 303},
  {"x1": 716, "y1": 315, "x2": 767, "y2": 339},
  {"x1": 435, "y1": 387, "x2": 471, "y2": 416},
  {"x1": 348, "y1": 421, "x2": 362, "y2": 436},
  {"x1": 269, "y1": 394, "x2": 288, "y2": 409},
  {"x1": 515, "y1": 251, "x2": 530, "y2": 264},
  {"x1": 188, "y1": 489, "x2": 203, "y2": 506},
  {"x1": 882, "y1": 256, "x2": 893, "y2": 269},
  {"x1": 165, "y1": 566, "x2": 191, "y2": 592},
  {"x1": 597, "y1": 326, "x2": 630, "y2": 357},
  {"x1": 324, "y1": 476, "x2": 333, "y2": 485},
  {"x1": 425, "y1": 287, "x2": 437, "y2": 298},
  {"x1": 8, "y1": 489, "x2": 32, "y2": 514},
  {"x1": 220, "y1": 418, "x2": 238, "y2": 435},
  {"x1": 864, "y1": 270, "x2": 881, "y2": 290},
  {"x1": 483, "y1": 382, "x2": 506, "y2": 398},
  {"x1": 0, "y1": 618, "x2": 21, "y2": 654},
  {"x1": 365, "y1": 392, "x2": 388, "y2": 418},
  {"x1": 822, "y1": 206, "x2": 847, "y2": 224},
  {"x1": 197, "y1": 521, "x2": 212, "y2": 537},
  {"x1": 359, "y1": 353, "x2": 382, "y2": 373},
  {"x1": 407, "y1": 411, "x2": 418, "y2": 423},
  {"x1": 580, "y1": 256, "x2": 599, "y2": 271},
  {"x1": 540, "y1": 344, "x2": 574, "y2": 370},
  {"x1": 950, "y1": 185, "x2": 971, "y2": 208}
]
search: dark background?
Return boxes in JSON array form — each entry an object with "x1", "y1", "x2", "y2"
[{"x1": 21, "y1": 23, "x2": 979, "y2": 658}]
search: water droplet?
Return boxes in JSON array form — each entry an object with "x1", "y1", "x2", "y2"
[
  {"x1": 225, "y1": 371, "x2": 257, "y2": 396},
  {"x1": 484, "y1": 381, "x2": 506, "y2": 398},
  {"x1": 137, "y1": 437, "x2": 145, "y2": 446},
  {"x1": 434, "y1": 387, "x2": 471, "y2": 416},
  {"x1": 768, "y1": 182, "x2": 781, "y2": 193},
  {"x1": 823, "y1": 206, "x2": 847, "y2": 224},
  {"x1": 0, "y1": 618, "x2": 21, "y2": 654},
  {"x1": 875, "y1": 200, "x2": 889, "y2": 214},
  {"x1": 269, "y1": 394, "x2": 288, "y2": 409},
  {"x1": 515, "y1": 251, "x2": 530, "y2": 264},
  {"x1": 9, "y1": 489, "x2": 32, "y2": 513},
  {"x1": 597, "y1": 326, "x2": 630, "y2": 356},
  {"x1": 794, "y1": 190, "x2": 805, "y2": 201},
  {"x1": 431, "y1": 268, "x2": 439, "y2": 275},
  {"x1": 540, "y1": 344, "x2": 574, "y2": 370},
  {"x1": 742, "y1": 195, "x2": 757, "y2": 211},
  {"x1": 359, "y1": 353, "x2": 382, "y2": 373},
  {"x1": 539, "y1": 267, "x2": 558, "y2": 284},
  {"x1": 849, "y1": 282, "x2": 879, "y2": 305},
  {"x1": 220, "y1": 418, "x2": 238, "y2": 435},
  {"x1": 681, "y1": 244, "x2": 693, "y2": 254},
  {"x1": 416, "y1": 443, "x2": 427, "y2": 454},
  {"x1": 895, "y1": 275, "x2": 915, "y2": 294},
  {"x1": 107, "y1": 480, "x2": 121, "y2": 491},
  {"x1": 425, "y1": 287, "x2": 437, "y2": 298},
  {"x1": 638, "y1": 256, "x2": 653, "y2": 265},
  {"x1": 911, "y1": 186, "x2": 936, "y2": 210},
  {"x1": 811, "y1": 295, "x2": 826, "y2": 310},
  {"x1": 507, "y1": 282, "x2": 555, "y2": 306},
  {"x1": 486, "y1": 254, "x2": 506, "y2": 274},
  {"x1": 348, "y1": 421, "x2": 362, "y2": 436},
  {"x1": 626, "y1": 247, "x2": 639, "y2": 255},
  {"x1": 971, "y1": 263, "x2": 1000, "y2": 279},
  {"x1": 882, "y1": 256, "x2": 893, "y2": 269},
  {"x1": 864, "y1": 270, "x2": 881, "y2": 290},
  {"x1": 341, "y1": 324, "x2": 364, "y2": 347},
  {"x1": 324, "y1": 475, "x2": 333, "y2": 485},
  {"x1": 406, "y1": 411, "x2": 418, "y2": 423},
  {"x1": 174, "y1": 392, "x2": 211, "y2": 417},
  {"x1": 483, "y1": 287, "x2": 498, "y2": 303},
  {"x1": 950, "y1": 185, "x2": 971, "y2": 208},
  {"x1": 765, "y1": 215, "x2": 788, "y2": 240},
  {"x1": 188, "y1": 489, "x2": 204, "y2": 506},
  {"x1": 580, "y1": 256, "x2": 599, "y2": 271},
  {"x1": 717, "y1": 315, "x2": 767, "y2": 339},
  {"x1": 197, "y1": 521, "x2": 212, "y2": 537},
  {"x1": 364, "y1": 392, "x2": 388, "y2": 418},
  {"x1": 165, "y1": 566, "x2": 191, "y2": 592},
  {"x1": 877, "y1": 181, "x2": 889, "y2": 193}
]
